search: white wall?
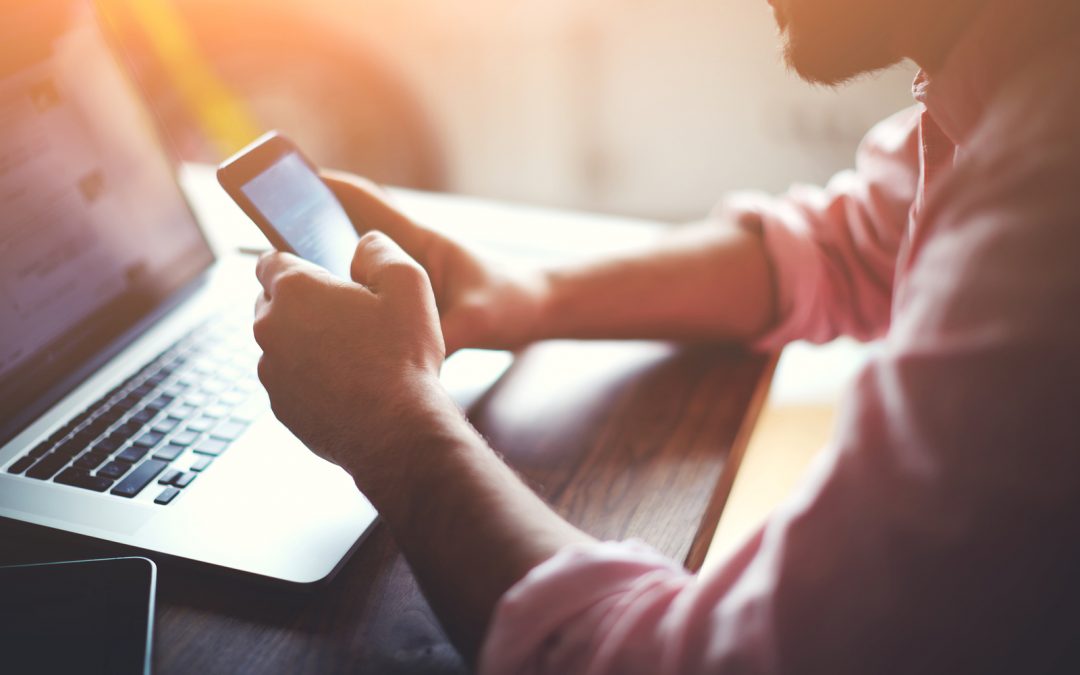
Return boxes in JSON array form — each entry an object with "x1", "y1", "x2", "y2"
[{"x1": 284, "y1": 0, "x2": 918, "y2": 220}]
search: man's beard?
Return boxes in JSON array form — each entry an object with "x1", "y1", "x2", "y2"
[{"x1": 775, "y1": 0, "x2": 906, "y2": 86}]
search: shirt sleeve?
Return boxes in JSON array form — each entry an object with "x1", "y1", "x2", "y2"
[
  {"x1": 716, "y1": 106, "x2": 922, "y2": 350},
  {"x1": 478, "y1": 127, "x2": 1080, "y2": 674}
]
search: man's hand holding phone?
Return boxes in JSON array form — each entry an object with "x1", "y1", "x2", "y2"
[
  {"x1": 250, "y1": 188, "x2": 593, "y2": 660},
  {"x1": 252, "y1": 232, "x2": 451, "y2": 500},
  {"x1": 220, "y1": 133, "x2": 551, "y2": 499},
  {"x1": 217, "y1": 132, "x2": 551, "y2": 358}
]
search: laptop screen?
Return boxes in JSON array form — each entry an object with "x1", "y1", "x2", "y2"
[{"x1": 0, "y1": 1, "x2": 214, "y2": 443}]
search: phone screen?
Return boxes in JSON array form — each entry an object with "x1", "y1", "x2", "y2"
[
  {"x1": 0, "y1": 557, "x2": 156, "y2": 675},
  {"x1": 239, "y1": 151, "x2": 360, "y2": 278}
]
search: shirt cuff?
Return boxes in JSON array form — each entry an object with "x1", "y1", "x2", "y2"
[
  {"x1": 715, "y1": 191, "x2": 828, "y2": 351},
  {"x1": 478, "y1": 539, "x2": 683, "y2": 675}
]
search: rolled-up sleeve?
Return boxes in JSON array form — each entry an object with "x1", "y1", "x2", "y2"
[
  {"x1": 718, "y1": 106, "x2": 922, "y2": 350},
  {"x1": 478, "y1": 121, "x2": 1080, "y2": 674}
]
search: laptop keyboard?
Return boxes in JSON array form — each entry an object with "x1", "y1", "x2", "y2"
[{"x1": 4, "y1": 315, "x2": 266, "y2": 505}]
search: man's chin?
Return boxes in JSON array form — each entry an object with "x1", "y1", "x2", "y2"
[{"x1": 781, "y1": 27, "x2": 902, "y2": 86}]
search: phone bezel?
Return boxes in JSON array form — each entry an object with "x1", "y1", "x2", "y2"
[{"x1": 216, "y1": 131, "x2": 325, "y2": 257}]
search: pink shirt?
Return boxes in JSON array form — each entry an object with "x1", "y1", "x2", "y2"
[{"x1": 479, "y1": 1, "x2": 1080, "y2": 673}]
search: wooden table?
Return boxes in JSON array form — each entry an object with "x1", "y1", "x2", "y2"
[{"x1": 0, "y1": 178, "x2": 773, "y2": 673}]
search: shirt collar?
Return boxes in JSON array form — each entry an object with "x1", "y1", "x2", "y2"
[{"x1": 912, "y1": 0, "x2": 1070, "y2": 145}]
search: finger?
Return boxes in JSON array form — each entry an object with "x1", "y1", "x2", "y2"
[
  {"x1": 255, "y1": 251, "x2": 290, "y2": 295},
  {"x1": 252, "y1": 290, "x2": 275, "y2": 350},
  {"x1": 322, "y1": 171, "x2": 435, "y2": 261},
  {"x1": 256, "y1": 353, "x2": 276, "y2": 392},
  {"x1": 351, "y1": 231, "x2": 429, "y2": 296},
  {"x1": 255, "y1": 250, "x2": 321, "y2": 298}
]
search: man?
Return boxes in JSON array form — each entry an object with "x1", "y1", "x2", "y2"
[{"x1": 252, "y1": 0, "x2": 1080, "y2": 671}]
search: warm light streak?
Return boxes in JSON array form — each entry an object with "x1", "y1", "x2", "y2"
[{"x1": 115, "y1": 0, "x2": 261, "y2": 155}]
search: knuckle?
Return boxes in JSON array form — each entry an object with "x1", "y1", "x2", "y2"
[
  {"x1": 252, "y1": 314, "x2": 273, "y2": 347},
  {"x1": 256, "y1": 353, "x2": 272, "y2": 384},
  {"x1": 272, "y1": 269, "x2": 309, "y2": 296},
  {"x1": 383, "y1": 260, "x2": 427, "y2": 286},
  {"x1": 255, "y1": 252, "x2": 274, "y2": 279},
  {"x1": 359, "y1": 230, "x2": 383, "y2": 247}
]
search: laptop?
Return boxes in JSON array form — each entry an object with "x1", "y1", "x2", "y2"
[{"x1": 0, "y1": 1, "x2": 382, "y2": 586}]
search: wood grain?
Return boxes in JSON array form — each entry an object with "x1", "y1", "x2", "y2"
[{"x1": 0, "y1": 340, "x2": 770, "y2": 674}]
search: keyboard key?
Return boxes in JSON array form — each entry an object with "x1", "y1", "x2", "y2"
[
  {"x1": 147, "y1": 394, "x2": 174, "y2": 411},
  {"x1": 204, "y1": 405, "x2": 230, "y2": 419},
  {"x1": 86, "y1": 417, "x2": 111, "y2": 437},
  {"x1": 26, "y1": 453, "x2": 70, "y2": 480},
  {"x1": 190, "y1": 456, "x2": 212, "y2": 472},
  {"x1": 133, "y1": 431, "x2": 165, "y2": 449},
  {"x1": 193, "y1": 438, "x2": 228, "y2": 456},
  {"x1": 115, "y1": 421, "x2": 143, "y2": 438},
  {"x1": 169, "y1": 430, "x2": 200, "y2": 447},
  {"x1": 54, "y1": 437, "x2": 86, "y2": 457},
  {"x1": 71, "y1": 428, "x2": 98, "y2": 446},
  {"x1": 97, "y1": 461, "x2": 131, "y2": 480},
  {"x1": 234, "y1": 377, "x2": 259, "y2": 393},
  {"x1": 152, "y1": 417, "x2": 180, "y2": 434},
  {"x1": 116, "y1": 446, "x2": 150, "y2": 463},
  {"x1": 27, "y1": 442, "x2": 53, "y2": 458},
  {"x1": 158, "y1": 469, "x2": 182, "y2": 486},
  {"x1": 111, "y1": 459, "x2": 168, "y2": 498},
  {"x1": 153, "y1": 444, "x2": 185, "y2": 462},
  {"x1": 55, "y1": 468, "x2": 112, "y2": 493},
  {"x1": 232, "y1": 399, "x2": 267, "y2": 423},
  {"x1": 93, "y1": 436, "x2": 124, "y2": 454},
  {"x1": 155, "y1": 487, "x2": 181, "y2": 505},
  {"x1": 186, "y1": 416, "x2": 217, "y2": 433},
  {"x1": 184, "y1": 392, "x2": 211, "y2": 408},
  {"x1": 173, "y1": 472, "x2": 197, "y2": 488},
  {"x1": 171, "y1": 403, "x2": 198, "y2": 419},
  {"x1": 99, "y1": 408, "x2": 126, "y2": 424},
  {"x1": 130, "y1": 408, "x2": 157, "y2": 425},
  {"x1": 211, "y1": 420, "x2": 248, "y2": 442},
  {"x1": 7, "y1": 455, "x2": 36, "y2": 475},
  {"x1": 47, "y1": 425, "x2": 74, "y2": 444},
  {"x1": 218, "y1": 390, "x2": 248, "y2": 406},
  {"x1": 202, "y1": 379, "x2": 228, "y2": 394},
  {"x1": 74, "y1": 451, "x2": 110, "y2": 471}
]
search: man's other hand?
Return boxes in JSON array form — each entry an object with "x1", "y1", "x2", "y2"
[
  {"x1": 322, "y1": 171, "x2": 550, "y2": 354},
  {"x1": 253, "y1": 233, "x2": 447, "y2": 477}
]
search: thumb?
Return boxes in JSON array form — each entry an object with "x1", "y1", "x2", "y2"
[
  {"x1": 322, "y1": 170, "x2": 434, "y2": 264},
  {"x1": 350, "y1": 231, "x2": 430, "y2": 296}
]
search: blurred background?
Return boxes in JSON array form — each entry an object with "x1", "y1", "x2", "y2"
[{"x1": 102, "y1": 0, "x2": 917, "y2": 222}]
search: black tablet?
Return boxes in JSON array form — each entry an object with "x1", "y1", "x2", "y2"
[{"x1": 0, "y1": 557, "x2": 156, "y2": 675}]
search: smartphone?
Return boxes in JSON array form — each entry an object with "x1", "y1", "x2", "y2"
[
  {"x1": 217, "y1": 132, "x2": 360, "y2": 279},
  {"x1": 0, "y1": 557, "x2": 156, "y2": 675}
]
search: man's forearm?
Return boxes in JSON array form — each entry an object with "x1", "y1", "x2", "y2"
[
  {"x1": 353, "y1": 385, "x2": 593, "y2": 662},
  {"x1": 534, "y1": 219, "x2": 775, "y2": 344}
]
